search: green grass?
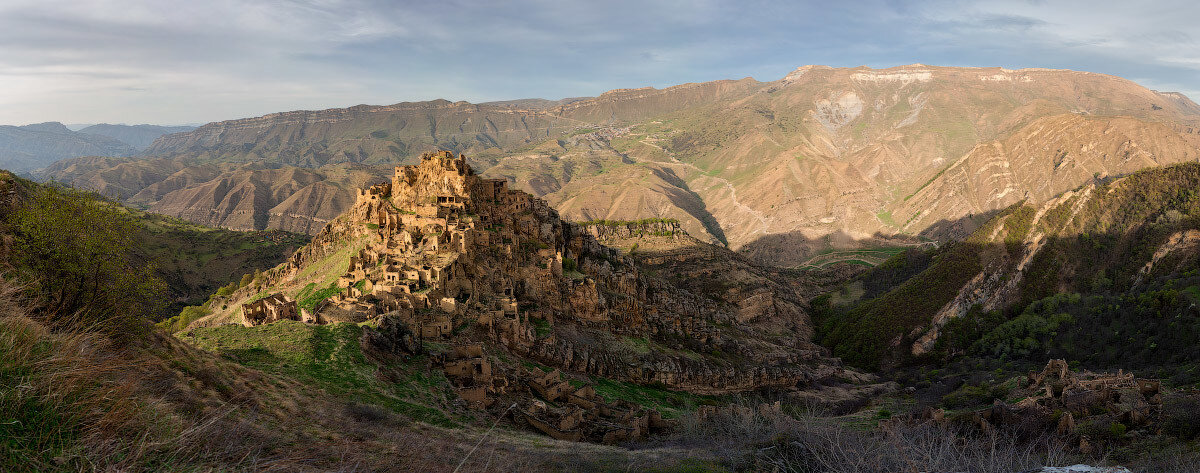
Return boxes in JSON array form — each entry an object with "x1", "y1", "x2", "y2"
[
  {"x1": 876, "y1": 210, "x2": 897, "y2": 227},
  {"x1": 157, "y1": 305, "x2": 211, "y2": 333},
  {"x1": 798, "y1": 247, "x2": 909, "y2": 270},
  {"x1": 591, "y1": 377, "x2": 719, "y2": 419},
  {"x1": 532, "y1": 318, "x2": 552, "y2": 338},
  {"x1": 297, "y1": 282, "x2": 341, "y2": 311},
  {"x1": 181, "y1": 321, "x2": 455, "y2": 426},
  {"x1": 1183, "y1": 285, "x2": 1200, "y2": 302},
  {"x1": 1, "y1": 332, "x2": 79, "y2": 469}
]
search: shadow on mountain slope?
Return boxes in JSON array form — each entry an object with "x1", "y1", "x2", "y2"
[{"x1": 814, "y1": 163, "x2": 1200, "y2": 377}]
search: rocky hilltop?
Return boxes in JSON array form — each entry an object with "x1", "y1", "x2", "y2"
[
  {"x1": 190, "y1": 151, "x2": 873, "y2": 441},
  {"x1": 45, "y1": 65, "x2": 1200, "y2": 267}
]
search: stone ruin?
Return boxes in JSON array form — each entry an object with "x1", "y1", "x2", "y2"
[
  {"x1": 425, "y1": 343, "x2": 674, "y2": 444},
  {"x1": 239, "y1": 150, "x2": 843, "y2": 443},
  {"x1": 920, "y1": 359, "x2": 1162, "y2": 453},
  {"x1": 518, "y1": 368, "x2": 677, "y2": 445},
  {"x1": 241, "y1": 293, "x2": 306, "y2": 327},
  {"x1": 439, "y1": 344, "x2": 507, "y2": 409}
]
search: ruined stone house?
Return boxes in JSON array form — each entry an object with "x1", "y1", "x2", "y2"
[{"x1": 242, "y1": 293, "x2": 299, "y2": 327}]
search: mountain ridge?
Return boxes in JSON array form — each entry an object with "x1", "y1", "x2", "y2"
[{"x1": 42, "y1": 64, "x2": 1200, "y2": 267}]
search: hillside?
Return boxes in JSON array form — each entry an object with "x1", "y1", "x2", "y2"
[
  {"x1": 817, "y1": 162, "x2": 1200, "y2": 376},
  {"x1": 187, "y1": 152, "x2": 854, "y2": 394},
  {"x1": 0, "y1": 170, "x2": 309, "y2": 319},
  {"x1": 44, "y1": 65, "x2": 1200, "y2": 266},
  {"x1": 171, "y1": 152, "x2": 916, "y2": 447}
]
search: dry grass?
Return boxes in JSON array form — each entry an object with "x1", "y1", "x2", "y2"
[
  {"x1": 648, "y1": 402, "x2": 1081, "y2": 473},
  {"x1": 1, "y1": 278, "x2": 723, "y2": 472},
  {"x1": 0, "y1": 283, "x2": 154, "y2": 470}
]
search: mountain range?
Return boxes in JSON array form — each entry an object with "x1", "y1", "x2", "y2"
[
  {"x1": 0, "y1": 122, "x2": 194, "y2": 173},
  {"x1": 37, "y1": 65, "x2": 1200, "y2": 268}
]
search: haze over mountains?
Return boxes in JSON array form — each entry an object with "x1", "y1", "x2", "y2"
[
  {"x1": 37, "y1": 65, "x2": 1200, "y2": 267},
  {"x1": 0, "y1": 122, "x2": 194, "y2": 174}
]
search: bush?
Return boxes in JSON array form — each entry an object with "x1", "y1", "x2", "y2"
[
  {"x1": 157, "y1": 305, "x2": 211, "y2": 333},
  {"x1": 216, "y1": 282, "x2": 238, "y2": 297},
  {"x1": 1162, "y1": 394, "x2": 1200, "y2": 439},
  {"x1": 7, "y1": 185, "x2": 166, "y2": 336}
]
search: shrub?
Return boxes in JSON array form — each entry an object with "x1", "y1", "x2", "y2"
[
  {"x1": 7, "y1": 185, "x2": 166, "y2": 336},
  {"x1": 158, "y1": 305, "x2": 211, "y2": 333},
  {"x1": 1162, "y1": 394, "x2": 1200, "y2": 439}
]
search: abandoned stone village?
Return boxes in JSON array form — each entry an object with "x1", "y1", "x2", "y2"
[{"x1": 225, "y1": 150, "x2": 812, "y2": 443}]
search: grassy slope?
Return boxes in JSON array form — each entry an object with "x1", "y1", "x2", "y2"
[
  {"x1": 937, "y1": 163, "x2": 1200, "y2": 384},
  {"x1": 125, "y1": 208, "x2": 310, "y2": 318},
  {"x1": 179, "y1": 320, "x2": 458, "y2": 426},
  {"x1": 1, "y1": 285, "x2": 725, "y2": 472},
  {"x1": 818, "y1": 163, "x2": 1200, "y2": 375},
  {"x1": 0, "y1": 171, "x2": 310, "y2": 320},
  {"x1": 190, "y1": 231, "x2": 369, "y2": 328}
]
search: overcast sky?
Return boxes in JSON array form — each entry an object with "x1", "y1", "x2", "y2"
[{"x1": 1, "y1": 0, "x2": 1197, "y2": 125}]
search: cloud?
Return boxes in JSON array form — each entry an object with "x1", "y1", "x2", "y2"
[{"x1": 0, "y1": 0, "x2": 1197, "y2": 124}]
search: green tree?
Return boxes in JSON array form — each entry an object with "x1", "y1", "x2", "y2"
[{"x1": 8, "y1": 185, "x2": 166, "y2": 335}]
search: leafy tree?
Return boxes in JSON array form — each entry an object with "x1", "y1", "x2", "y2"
[{"x1": 8, "y1": 185, "x2": 166, "y2": 336}]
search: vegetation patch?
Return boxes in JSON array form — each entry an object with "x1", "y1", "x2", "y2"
[
  {"x1": 181, "y1": 321, "x2": 455, "y2": 426},
  {"x1": 591, "y1": 377, "x2": 719, "y2": 419},
  {"x1": 297, "y1": 282, "x2": 342, "y2": 311},
  {"x1": 578, "y1": 217, "x2": 679, "y2": 227}
]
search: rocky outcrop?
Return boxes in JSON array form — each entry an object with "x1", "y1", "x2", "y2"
[{"x1": 204, "y1": 151, "x2": 856, "y2": 443}]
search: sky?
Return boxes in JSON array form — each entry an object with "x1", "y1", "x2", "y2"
[{"x1": 1, "y1": 0, "x2": 1198, "y2": 126}]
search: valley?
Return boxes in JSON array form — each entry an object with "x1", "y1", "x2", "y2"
[{"x1": 6, "y1": 65, "x2": 1200, "y2": 472}]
